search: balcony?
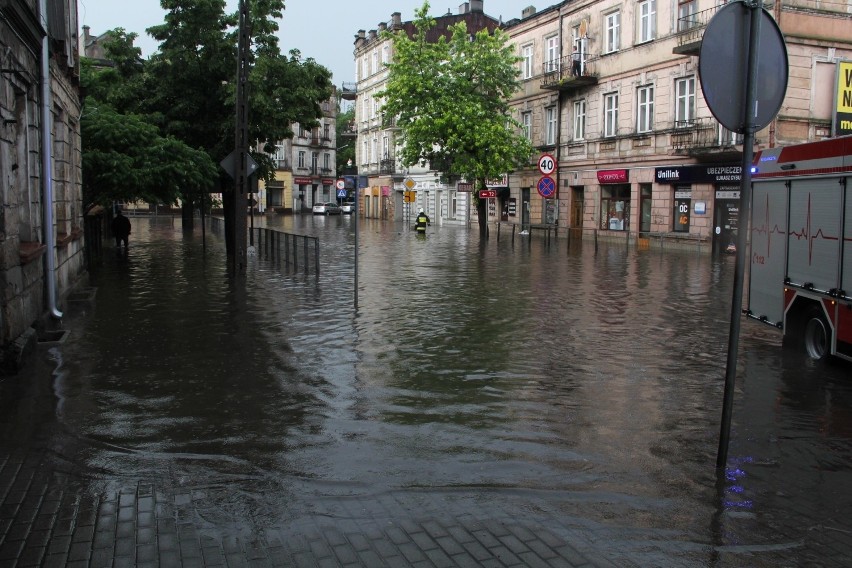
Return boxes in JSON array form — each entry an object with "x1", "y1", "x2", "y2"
[
  {"x1": 540, "y1": 55, "x2": 598, "y2": 92},
  {"x1": 382, "y1": 114, "x2": 400, "y2": 130},
  {"x1": 670, "y1": 117, "x2": 751, "y2": 161},
  {"x1": 341, "y1": 81, "x2": 358, "y2": 100},
  {"x1": 379, "y1": 159, "x2": 396, "y2": 175},
  {"x1": 274, "y1": 159, "x2": 290, "y2": 170},
  {"x1": 673, "y1": 5, "x2": 721, "y2": 56}
]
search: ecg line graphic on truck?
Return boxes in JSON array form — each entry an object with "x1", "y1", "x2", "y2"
[
  {"x1": 787, "y1": 193, "x2": 840, "y2": 264},
  {"x1": 751, "y1": 193, "x2": 786, "y2": 262}
]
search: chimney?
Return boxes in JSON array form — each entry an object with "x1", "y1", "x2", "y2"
[
  {"x1": 459, "y1": 2, "x2": 469, "y2": 14},
  {"x1": 521, "y1": 6, "x2": 537, "y2": 18},
  {"x1": 368, "y1": 30, "x2": 377, "y2": 40},
  {"x1": 391, "y1": 12, "x2": 402, "y2": 28},
  {"x1": 470, "y1": 0, "x2": 484, "y2": 12},
  {"x1": 378, "y1": 22, "x2": 387, "y2": 32}
]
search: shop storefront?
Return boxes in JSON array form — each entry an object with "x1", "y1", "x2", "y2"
[
  {"x1": 654, "y1": 164, "x2": 742, "y2": 252},
  {"x1": 597, "y1": 169, "x2": 630, "y2": 231}
]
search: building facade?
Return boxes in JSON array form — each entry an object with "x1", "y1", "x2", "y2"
[
  {"x1": 261, "y1": 95, "x2": 338, "y2": 213},
  {"x1": 345, "y1": 1, "x2": 503, "y2": 225},
  {"x1": 503, "y1": 0, "x2": 851, "y2": 251},
  {"x1": 1, "y1": 0, "x2": 86, "y2": 372}
]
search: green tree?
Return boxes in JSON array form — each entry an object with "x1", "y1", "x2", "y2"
[{"x1": 381, "y1": 1, "x2": 532, "y2": 237}]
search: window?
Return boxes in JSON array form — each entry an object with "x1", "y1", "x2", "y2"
[
  {"x1": 545, "y1": 35, "x2": 560, "y2": 72},
  {"x1": 323, "y1": 153, "x2": 330, "y2": 170},
  {"x1": 673, "y1": 187, "x2": 691, "y2": 233},
  {"x1": 362, "y1": 140, "x2": 368, "y2": 165},
  {"x1": 521, "y1": 111, "x2": 532, "y2": 140},
  {"x1": 675, "y1": 77, "x2": 695, "y2": 127},
  {"x1": 372, "y1": 97, "x2": 379, "y2": 118},
  {"x1": 545, "y1": 107, "x2": 557, "y2": 145},
  {"x1": 371, "y1": 137, "x2": 378, "y2": 163},
  {"x1": 600, "y1": 185, "x2": 631, "y2": 231},
  {"x1": 639, "y1": 184, "x2": 652, "y2": 233},
  {"x1": 298, "y1": 151, "x2": 306, "y2": 168},
  {"x1": 362, "y1": 97, "x2": 370, "y2": 122},
  {"x1": 573, "y1": 99, "x2": 586, "y2": 140},
  {"x1": 638, "y1": 0, "x2": 656, "y2": 43},
  {"x1": 382, "y1": 136, "x2": 390, "y2": 159},
  {"x1": 372, "y1": 50, "x2": 378, "y2": 74},
  {"x1": 604, "y1": 11, "x2": 621, "y2": 53},
  {"x1": 382, "y1": 44, "x2": 390, "y2": 65},
  {"x1": 636, "y1": 85, "x2": 654, "y2": 133},
  {"x1": 678, "y1": 0, "x2": 698, "y2": 31},
  {"x1": 522, "y1": 44, "x2": 534, "y2": 79},
  {"x1": 323, "y1": 123, "x2": 330, "y2": 140},
  {"x1": 311, "y1": 151, "x2": 318, "y2": 173},
  {"x1": 604, "y1": 92, "x2": 619, "y2": 137}
]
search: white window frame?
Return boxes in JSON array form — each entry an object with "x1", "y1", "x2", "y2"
[
  {"x1": 382, "y1": 44, "x2": 390, "y2": 65},
  {"x1": 521, "y1": 111, "x2": 532, "y2": 140},
  {"x1": 371, "y1": 137, "x2": 378, "y2": 163},
  {"x1": 298, "y1": 150, "x2": 306, "y2": 168},
  {"x1": 678, "y1": 0, "x2": 698, "y2": 31},
  {"x1": 573, "y1": 99, "x2": 586, "y2": 141},
  {"x1": 372, "y1": 50, "x2": 378, "y2": 75},
  {"x1": 675, "y1": 77, "x2": 695, "y2": 127},
  {"x1": 545, "y1": 35, "x2": 560, "y2": 72},
  {"x1": 522, "y1": 44, "x2": 534, "y2": 79},
  {"x1": 362, "y1": 140, "x2": 368, "y2": 165},
  {"x1": 545, "y1": 106, "x2": 557, "y2": 145},
  {"x1": 604, "y1": 11, "x2": 621, "y2": 54},
  {"x1": 636, "y1": 85, "x2": 654, "y2": 133},
  {"x1": 604, "y1": 92, "x2": 619, "y2": 137},
  {"x1": 638, "y1": 0, "x2": 656, "y2": 43}
]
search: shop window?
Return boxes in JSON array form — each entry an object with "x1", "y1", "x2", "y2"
[
  {"x1": 639, "y1": 184, "x2": 652, "y2": 233},
  {"x1": 600, "y1": 185, "x2": 631, "y2": 231},
  {"x1": 674, "y1": 187, "x2": 691, "y2": 232}
]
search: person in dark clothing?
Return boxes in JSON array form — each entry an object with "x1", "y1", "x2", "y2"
[
  {"x1": 415, "y1": 208, "x2": 430, "y2": 233},
  {"x1": 571, "y1": 48, "x2": 581, "y2": 77},
  {"x1": 112, "y1": 210, "x2": 131, "y2": 248}
]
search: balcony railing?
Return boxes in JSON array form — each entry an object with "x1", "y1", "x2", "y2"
[
  {"x1": 540, "y1": 55, "x2": 598, "y2": 91},
  {"x1": 673, "y1": 5, "x2": 721, "y2": 55},
  {"x1": 379, "y1": 159, "x2": 396, "y2": 175},
  {"x1": 274, "y1": 159, "x2": 290, "y2": 170},
  {"x1": 670, "y1": 117, "x2": 747, "y2": 153}
]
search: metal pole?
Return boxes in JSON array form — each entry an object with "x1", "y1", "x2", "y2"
[
  {"x1": 354, "y1": 177, "x2": 360, "y2": 309},
  {"x1": 717, "y1": 0, "x2": 762, "y2": 471},
  {"x1": 230, "y1": 0, "x2": 251, "y2": 275}
]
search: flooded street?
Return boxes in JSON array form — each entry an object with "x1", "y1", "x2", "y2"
[{"x1": 3, "y1": 214, "x2": 851, "y2": 566}]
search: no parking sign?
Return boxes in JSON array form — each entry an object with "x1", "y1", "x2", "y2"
[{"x1": 537, "y1": 176, "x2": 556, "y2": 199}]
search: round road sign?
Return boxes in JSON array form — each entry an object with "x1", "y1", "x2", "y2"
[
  {"x1": 538, "y1": 154, "x2": 557, "y2": 176},
  {"x1": 537, "y1": 176, "x2": 556, "y2": 199},
  {"x1": 336, "y1": 179, "x2": 345, "y2": 190}
]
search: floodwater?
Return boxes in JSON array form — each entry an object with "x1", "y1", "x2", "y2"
[{"x1": 9, "y1": 214, "x2": 852, "y2": 565}]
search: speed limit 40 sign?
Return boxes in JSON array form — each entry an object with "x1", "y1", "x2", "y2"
[{"x1": 538, "y1": 154, "x2": 557, "y2": 176}]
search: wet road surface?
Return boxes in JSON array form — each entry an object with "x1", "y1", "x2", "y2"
[{"x1": 1, "y1": 214, "x2": 850, "y2": 567}]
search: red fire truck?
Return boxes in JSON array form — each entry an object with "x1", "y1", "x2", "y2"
[{"x1": 747, "y1": 136, "x2": 852, "y2": 362}]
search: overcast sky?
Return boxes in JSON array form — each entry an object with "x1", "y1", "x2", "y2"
[{"x1": 77, "y1": 0, "x2": 531, "y2": 85}]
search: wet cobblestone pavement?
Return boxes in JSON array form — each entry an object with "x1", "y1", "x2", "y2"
[{"x1": 1, "y1": 216, "x2": 851, "y2": 567}]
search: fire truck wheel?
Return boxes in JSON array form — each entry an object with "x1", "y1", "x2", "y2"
[{"x1": 803, "y1": 307, "x2": 831, "y2": 360}]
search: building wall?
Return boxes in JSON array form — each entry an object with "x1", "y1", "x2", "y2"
[
  {"x1": 1, "y1": 0, "x2": 86, "y2": 372},
  {"x1": 504, "y1": 0, "x2": 852, "y2": 249}
]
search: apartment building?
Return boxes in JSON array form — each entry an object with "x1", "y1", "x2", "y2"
[
  {"x1": 344, "y1": 1, "x2": 502, "y2": 223},
  {"x1": 1, "y1": 0, "x2": 86, "y2": 372},
  {"x1": 261, "y1": 95, "x2": 338, "y2": 213},
  {"x1": 505, "y1": 0, "x2": 851, "y2": 251}
]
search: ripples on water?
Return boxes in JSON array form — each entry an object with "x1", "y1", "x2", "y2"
[{"x1": 44, "y1": 214, "x2": 852, "y2": 561}]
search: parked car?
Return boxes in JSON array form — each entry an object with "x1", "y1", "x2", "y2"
[
  {"x1": 312, "y1": 202, "x2": 341, "y2": 215},
  {"x1": 340, "y1": 201, "x2": 355, "y2": 214}
]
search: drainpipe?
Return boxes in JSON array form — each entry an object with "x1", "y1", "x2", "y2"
[{"x1": 40, "y1": 0, "x2": 62, "y2": 319}]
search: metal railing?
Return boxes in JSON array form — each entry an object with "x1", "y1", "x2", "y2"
[
  {"x1": 674, "y1": 5, "x2": 721, "y2": 47},
  {"x1": 252, "y1": 228, "x2": 320, "y2": 275}
]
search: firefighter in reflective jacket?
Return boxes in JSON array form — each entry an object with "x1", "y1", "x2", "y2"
[{"x1": 415, "y1": 208, "x2": 430, "y2": 233}]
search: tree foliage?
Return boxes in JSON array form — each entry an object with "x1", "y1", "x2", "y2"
[
  {"x1": 381, "y1": 1, "x2": 532, "y2": 236},
  {"x1": 79, "y1": 0, "x2": 334, "y2": 220}
]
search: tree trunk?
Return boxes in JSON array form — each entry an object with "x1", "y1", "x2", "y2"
[
  {"x1": 476, "y1": 177, "x2": 489, "y2": 239},
  {"x1": 181, "y1": 198, "x2": 195, "y2": 231}
]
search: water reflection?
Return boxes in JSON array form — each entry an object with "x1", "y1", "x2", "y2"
[{"x1": 20, "y1": 214, "x2": 852, "y2": 565}]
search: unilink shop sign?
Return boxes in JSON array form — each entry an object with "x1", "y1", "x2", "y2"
[{"x1": 654, "y1": 165, "x2": 742, "y2": 184}]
